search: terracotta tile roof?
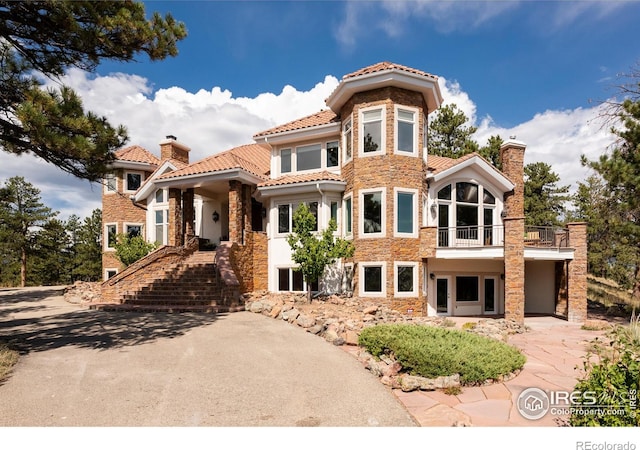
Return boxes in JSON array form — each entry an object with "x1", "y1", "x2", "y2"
[
  {"x1": 253, "y1": 110, "x2": 339, "y2": 138},
  {"x1": 114, "y1": 145, "x2": 160, "y2": 166},
  {"x1": 426, "y1": 152, "x2": 479, "y2": 174},
  {"x1": 158, "y1": 144, "x2": 271, "y2": 181},
  {"x1": 342, "y1": 61, "x2": 438, "y2": 81},
  {"x1": 136, "y1": 158, "x2": 189, "y2": 193},
  {"x1": 258, "y1": 171, "x2": 344, "y2": 188}
]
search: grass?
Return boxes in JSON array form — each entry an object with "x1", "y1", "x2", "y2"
[
  {"x1": 0, "y1": 343, "x2": 19, "y2": 382},
  {"x1": 587, "y1": 276, "x2": 639, "y2": 313},
  {"x1": 359, "y1": 324, "x2": 526, "y2": 384}
]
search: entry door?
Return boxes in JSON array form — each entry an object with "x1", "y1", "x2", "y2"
[
  {"x1": 484, "y1": 276, "x2": 497, "y2": 314},
  {"x1": 436, "y1": 276, "x2": 451, "y2": 315}
]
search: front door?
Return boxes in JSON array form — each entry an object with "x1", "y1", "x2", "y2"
[{"x1": 436, "y1": 276, "x2": 451, "y2": 315}]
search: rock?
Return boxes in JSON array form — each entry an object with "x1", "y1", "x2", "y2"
[
  {"x1": 282, "y1": 307, "x2": 300, "y2": 322},
  {"x1": 270, "y1": 305, "x2": 282, "y2": 319},
  {"x1": 397, "y1": 373, "x2": 460, "y2": 392},
  {"x1": 363, "y1": 305, "x2": 379, "y2": 315},
  {"x1": 323, "y1": 329, "x2": 345, "y2": 346},
  {"x1": 249, "y1": 301, "x2": 264, "y2": 313},
  {"x1": 296, "y1": 314, "x2": 315, "y2": 328},
  {"x1": 398, "y1": 374, "x2": 424, "y2": 392},
  {"x1": 344, "y1": 330, "x2": 360, "y2": 346},
  {"x1": 307, "y1": 325, "x2": 323, "y2": 335}
]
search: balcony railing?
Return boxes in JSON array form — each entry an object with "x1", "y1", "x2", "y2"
[{"x1": 436, "y1": 225, "x2": 570, "y2": 249}]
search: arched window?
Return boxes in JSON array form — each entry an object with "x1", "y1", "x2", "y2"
[{"x1": 437, "y1": 182, "x2": 497, "y2": 247}]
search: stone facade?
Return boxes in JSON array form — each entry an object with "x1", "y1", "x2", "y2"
[{"x1": 567, "y1": 222, "x2": 588, "y2": 322}]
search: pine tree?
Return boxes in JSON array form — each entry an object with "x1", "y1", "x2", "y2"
[
  {"x1": 524, "y1": 162, "x2": 570, "y2": 226},
  {"x1": 427, "y1": 103, "x2": 479, "y2": 158},
  {"x1": 0, "y1": 1, "x2": 187, "y2": 181},
  {"x1": 0, "y1": 176, "x2": 53, "y2": 287},
  {"x1": 72, "y1": 209, "x2": 103, "y2": 281}
]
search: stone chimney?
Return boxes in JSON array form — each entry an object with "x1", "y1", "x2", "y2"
[
  {"x1": 499, "y1": 137, "x2": 526, "y2": 218},
  {"x1": 499, "y1": 138, "x2": 527, "y2": 324},
  {"x1": 160, "y1": 135, "x2": 190, "y2": 165}
]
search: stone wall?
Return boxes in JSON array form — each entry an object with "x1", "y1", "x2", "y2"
[
  {"x1": 567, "y1": 222, "x2": 588, "y2": 322},
  {"x1": 555, "y1": 260, "x2": 569, "y2": 316}
]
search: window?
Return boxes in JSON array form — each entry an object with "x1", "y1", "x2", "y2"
[
  {"x1": 343, "y1": 118, "x2": 352, "y2": 162},
  {"x1": 105, "y1": 224, "x2": 117, "y2": 250},
  {"x1": 342, "y1": 263, "x2": 354, "y2": 294},
  {"x1": 155, "y1": 210, "x2": 168, "y2": 246},
  {"x1": 395, "y1": 106, "x2": 418, "y2": 155},
  {"x1": 125, "y1": 172, "x2": 142, "y2": 191},
  {"x1": 281, "y1": 149, "x2": 292, "y2": 174},
  {"x1": 359, "y1": 262, "x2": 386, "y2": 297},
  {"x1": 296, "y1": 144, "x2": 322, "y2": 172},
  {"x1": 360, "y1": 107, "x2": 385, "y2": 156},
  {"x1": 343, "y1": 195, "x2": 352, "y2": 236},
  {"x1": 327, "y1": 141, "x2": 339, "y2": 168},
  {"x1": 456, "y1": 276, "x2": 479, "y2": 302},
  {"x1": 105, "y1": 269, "x2": 118, "y2": 280},
  {"x1": 278, "y1": 267, "x2": 317, "y2": 292},
  {"x1": 155, "y1": 188, "x2": 166, "y2": 204},
  {"x1": 456, "y1": 182, "x2": 479, "y2": 240},
  {"x1": 360, "y1": 188, "x2": 385, "y2": 237},
  {"x1": 330, "y1": 201, "x2": 338, "y2": 225},
  {"x1": 395, "y1": 262, "x2": 418, "y2": 297},
  {"x1": 394, "y1": 188, "x2": 417, "y2": 237},
  {"x1": 278, "y1": 204, "x2": 290, "y2": 234},
  {"x1": 125, "y1": 224, "x2": 142, "y2": 238},
  {"x1": 104, "y1": 173, "x2": 116, "y2": 193},
  {"x1": 306, "y1": 201, "x2": 318, "y2": 232}
]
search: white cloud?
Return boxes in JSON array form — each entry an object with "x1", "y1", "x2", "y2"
[{"x1": 0, "y1": 70, "x2": 339, "y2": 220}]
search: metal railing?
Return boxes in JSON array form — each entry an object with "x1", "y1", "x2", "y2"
[{"x1": 436, "y1": 225, "x2": 570, "y2": 249}]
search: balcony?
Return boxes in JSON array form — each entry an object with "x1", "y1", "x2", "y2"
[{"x1": 436, "y1": 225, "x2": 570, "y2": 249}]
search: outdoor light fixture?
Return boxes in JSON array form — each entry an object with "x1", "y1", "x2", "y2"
[
  {"x1": 262, "y1": 207, "x2": 267, "y2": 218},
  {"x1": 429, "y1": 273, "x2": 435, "y2": 280},
  {"x1": 500, "y1": 210, "x2": 508, "y2": 219},
  {"x1": 212, "y1": 211, "x2": 219, "y2": 223},
  {"x1": 430, "y1": 203, "x2": 438, "y2": 216}
]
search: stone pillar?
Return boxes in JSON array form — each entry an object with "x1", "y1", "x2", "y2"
[
  {"x1": 168, "y1": 188, "x2": 183, "y2": 246},
  {"x1": 228, "y1": 180, "x2": 243, "y2": 244},
  {"x1": 183, "y1": 188, "x2": 195, "y2": 240},
  {"x1": 555, "y1": 261, "x2": 569, "y2": 317},
  {"x1": 504, "y1": 217, "x2": 525, "y2": 323},
  {"x1": 243, "y1": 184, "x2": 253, "y2": 239},
  {"x1": 500, "y1": 139, "x2": 527, "y2": 324},
  {"x1": 567, "y1": 222, "x2": 588, "y2": 322}
]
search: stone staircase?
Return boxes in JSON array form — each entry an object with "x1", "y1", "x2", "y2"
[{"x1": 92, "y1": 250, "x2": 243, "y2": 313}]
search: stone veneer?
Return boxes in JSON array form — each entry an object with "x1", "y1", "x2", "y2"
[
  {"x1": 567, "y1": 222, "x2": 588, "y2": 322},
  {"x1": 340, "y1": 87, "x2": 429, "y2": 314},
  {"x1": 229, "y1": 231, "x2": 268, "y2": 293}
]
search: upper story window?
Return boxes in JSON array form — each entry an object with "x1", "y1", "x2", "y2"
[
  {"x1": 360, "y1": 107, "x2": 385, "y2": 157},
  {"x1": 104, "y1": 173, "x2": 116, "y2": 193},
  {"x1": 343, "y1": 118, "x2": 353, "y2": 163},
  {"x1": 155, "y1": 188, "x2": 167, "y2": 204},
  {"x1": 125, "y1": 172, "x2": 142, "y2": 192},
  {"x1": 125, "y1": 224, "x2": 142, "y2": 238},
  {"x1": 105, "y1": 223, "x2": 117, "y2": 251},
  {"x1": 278, "y1": 141, "x2": 340, "y2": 176},
  {"x1": 360, "y1": 188, "x2": 386, "y2": 237},
  {"x1": 395, "y1": 106, "x2": 419, "y2": 156},
  {"x1": 395, "y1": 187, "x2": 418, "y2": 237},
  {"x1": 276, "y1": 200, "x2": 319, "y2": 235},
  {"x1": 280, "y1": 148, "x2": 292, "y2": 174},
  {"x1": 343, "y1": 194, "x2": 353, "y2": 237}
]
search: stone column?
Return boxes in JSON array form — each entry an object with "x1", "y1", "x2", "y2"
[
  {"x1": 183, "y1": 188, "x2": 195, "y2": 240},
  {"x1": 567, "y1": 222, "x2": 588, "y2": 322},
  {"x1": 168, "y1": 188, "x2": 183, "y2": 246},
  {"x1": 500, "y1": 139, "x2": 527, "y2": 324},
  {"x1": 555, "y1": 261, "x2": 569, "y2": 317},
  {"x1": 228, "y1": 180, "x2": 243, "y2": 244}
]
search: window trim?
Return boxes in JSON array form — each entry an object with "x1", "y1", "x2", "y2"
[
  {"x1": 104, "y1": 223, "x2": 117, "y2": 251},
  {"x1": 104, "y1": 172, "x2": 117, "y2": 194},
  {"x1": 276, "y1": 266, "x2": 317, "y2": 293},
  {"x1": 343, "y1": 116, "x2": 353, "y2": 164},
  {"x1": 394, "y1": 261, "x2": 419, "y2": 297},
  {"x1": 358, "y1": 106, "x2": 386, "y2": 158},
  {"x1": 104, "y1": 268, "x2": 119, "y2": 281},
  {"x1": 394, "y1": 105, "x2": 419, "y2": 157},
  {"x1": 124, "y1": 171, "x2": 143, "y2": 193},
  {"x1": 153, "y1": 208, "x2": 169, "y2": 246},
  {"x1": 124, "y1": 223, "x2": 143, "y2": 239},
  {"x1": 359, "y1": 261, "x2": 387, "y2": 298},
  {"x1": 280, "y1": 148, "x2": 292, "y2": 175},
  {"x1": 359, "y1": 187, "x2": 386, "y2": 238},
  {"x1": 394, "y1": 187, "x2": 419, "y2": 238},
  {"x1": 343, "y1": 193, "x2": 353, "y2": 238}
]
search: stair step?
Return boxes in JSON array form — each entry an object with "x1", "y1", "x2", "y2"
[{"x1": 89, "y1": 303, "x2": 243, "y2": 314}]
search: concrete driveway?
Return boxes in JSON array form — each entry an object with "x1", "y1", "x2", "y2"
[{"x1": 0, "y1": 287, "x2": 415, "y2": 426}]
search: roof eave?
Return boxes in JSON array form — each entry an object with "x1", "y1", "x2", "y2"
[
  {"x1": 253, "y1": 122, "x2": 340, "y2": 145},
  {"x1": 257, "y1": 180, "x2": 346, "y2": 197},
  {"x1": 154, "y1": 168, "x2": 265, "y2": 189},
  {"x1": 428, "y1": 156, "x2": 515, "y2": 192}
]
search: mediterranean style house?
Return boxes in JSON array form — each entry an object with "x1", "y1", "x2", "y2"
[{"x1": 99, "y1": 61, "x2": 587, "y2": 323}]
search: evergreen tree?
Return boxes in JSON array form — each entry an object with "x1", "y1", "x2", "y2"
[
  {"x1": 29, "y1": 218, "x2": 72, "y2": 285},
  {"x1": 0, "y1": 1, "x2": 187, "y2": 181},
  {"x1": 0, "y1": 176, "x2": 53, "y2": 286},
  {"x1": 478, "y1": 135, "x2": 503, "y2": 169},
  {"x1": 73, "y1": 209, "x2": 103, "y2": 281},
  {"x1": 427, "y1": 103, "x2": 479, "y2": 158},
  {"x1": 523, "y1": 162, "x2": 570, "y2": 226}
]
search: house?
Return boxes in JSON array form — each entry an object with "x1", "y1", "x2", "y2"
[{"x1": 100, "y1": 61, "x2": 587, "y2": 322}]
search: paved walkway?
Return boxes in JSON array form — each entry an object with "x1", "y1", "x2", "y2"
[
  {"x1": 0, "y1": 287, "x2": 415, "y2": 426},
  {"x1": 381, "y1": 317, "x2": 606, "y2": 426}
]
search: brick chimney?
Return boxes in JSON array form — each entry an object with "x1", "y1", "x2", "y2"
[
  {"x1": 160, "y1": 135, "x2": 190, "y2": 165},
  {"x1": 499, "y1": 137, "x2": 527, "y2": 324}
]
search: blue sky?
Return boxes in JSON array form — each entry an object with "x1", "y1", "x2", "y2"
[{"x1": 2, "y1": 0, "x2": 639, "y2": 220}]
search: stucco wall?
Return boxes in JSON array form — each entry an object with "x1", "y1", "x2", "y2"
[{"x1": 524, "y1": 260, "x2": 556, "y2": 314}]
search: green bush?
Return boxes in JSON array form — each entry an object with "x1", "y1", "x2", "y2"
[
  {"x1": 570, "y1": 320, "x2": 640, "y2": 426},
  {"x1": 114, "y1": 233, "x2": 156, "y2": 267},
  {"x1": 358, "y1": 324, "x2": 526, "y2": 384}
]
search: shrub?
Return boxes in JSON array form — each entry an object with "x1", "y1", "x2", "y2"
[
  {"x1": 571, "y1": 318, "x2": 640, "y2": 426},
  {"x1": 358, "y1": 324, "x2": 525, "y2": 384},
  {"x1": 114, "y1": 233, "x2": 156, "y2": 267},
  {"x1": 0, "y1": 343, "x2": 19, "y2": 381}
]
